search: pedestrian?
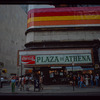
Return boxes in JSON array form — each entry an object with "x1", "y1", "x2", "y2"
[
  {"x1": 80, "y1": 75, "x2": 86, "y2": 88},
  {"x1": 18, "y1": 76, "x2": 21, "y2": 88},
  {"x1": 15, "y1": 76, "x2": 19, "y2": 88},
  {"x1": 85, "y1": 75, "x2": 89, "y2": 86},
  {"x1": 73, "y1": 75, "x2": 76, "y2": 86},
  {"x1": 10, "y1": 77, "x2": 16, "y2": 93},
  {"x1": 0, "y1": 77, "x2": 4, "y2": 88},
  {"x1": 77, "y1": 74, "x2": 81, "y2": 88},
  {"x1": 90, "y1": 74, "x2": 94, "y2": 87},
  {"x1": 95, "y1": 74, "x2": 99, "y2": 86},
  {"x1": 39, "y1": 75, "x2": 43, "y2": 90},
  {"x1": 22, "y1": 76, "x2": 25, "y2": 90},
  {"x1": 34, "y1": 75, "x2": 40, "y2": 92},
  {"x1": 29, "y1": 76, "x2": 32, "y2": 86},
  {"x1": 25, "y1": 76, "x2": 29, "y2": 85},
  {"x1": 23, "y1": 76, "x2": 26, "y2": 84}
]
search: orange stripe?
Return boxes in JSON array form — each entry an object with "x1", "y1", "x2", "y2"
[
  {"x1": 27, "y1": 22, "x2": 34, "y2": 28},
  {"x1": 27, "y1": 19, "x2": 100, "y2": 28}
]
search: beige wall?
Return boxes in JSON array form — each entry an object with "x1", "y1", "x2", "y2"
[{"x1": 0, "y1": 5, "x2": 27, "y2": 77}]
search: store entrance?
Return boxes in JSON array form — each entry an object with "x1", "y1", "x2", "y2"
[{"x1": 49, "y1": 67, "x2": 67, "y2": 84}]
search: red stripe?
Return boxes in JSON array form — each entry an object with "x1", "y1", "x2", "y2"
[
  {"x1": 28, "y1": 11, "x2": 100, "y2": 18},
  {"x1": 28, "y1": 6, "x2": 100, "y2": 14}
]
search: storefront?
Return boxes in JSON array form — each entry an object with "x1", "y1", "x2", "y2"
[
  {"x1": 17, "y1": 48, "x2": 95, "y2": 84},
  {"x1": 17, "y1": 5, "x2": 100, "y2": 85}
]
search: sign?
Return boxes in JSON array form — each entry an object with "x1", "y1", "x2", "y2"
[
  {"x1": 36, "y1": 54, "x2": 92, "y2": 65},
  {"x1": 21, "y1": 55, "x2": 35, "y2": 64},
  {"x1": 66, "y1": 66, "x2": 83, "y2": 71},
  {"x1": 51, "y1": 67, "x2": 62, "y2": 69},
  {"x1": 66, "y1": 67, "x2": 94, "y2": 71},
  {"x1": 18, "y1": 48, "x2": 93, "y2": 66}
]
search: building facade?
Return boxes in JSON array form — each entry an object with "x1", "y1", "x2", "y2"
[
  {"x1": 18, "y1": 5, "x2": 100, "y2": 84},
  {"x1": 0, "y1": 5, "x2": 27, "y2": 77}
]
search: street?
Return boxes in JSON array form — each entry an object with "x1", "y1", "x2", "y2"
[{"x1": 0, "y1": 84, "x2": 100, "y2": 96}]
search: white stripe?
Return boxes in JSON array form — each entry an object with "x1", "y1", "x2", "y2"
[
  {"x1": 28, "y1": 5, "x2": 55, "y2": 12},
  {"x1": 27, "y1": 24, "x2": 100, "y2": 30},
  {"x1": 19, "y1": 49, "x2": 91, "y2": 55}
]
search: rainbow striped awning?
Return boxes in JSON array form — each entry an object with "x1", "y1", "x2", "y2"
[{"x1": 27, "y1": 6, "x2": 100, "y2": 29}]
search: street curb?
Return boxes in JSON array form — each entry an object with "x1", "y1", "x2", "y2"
[{"x1": 0, "y1": 92, "x2": 100, "y2": 96}]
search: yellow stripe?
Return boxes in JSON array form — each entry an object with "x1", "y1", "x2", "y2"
[{"x1": 27, "y1": 15, "x2": 100, "y2": 23}]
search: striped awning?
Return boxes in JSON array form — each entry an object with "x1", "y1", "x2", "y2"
[{"x1": 27, "y1": 6, "x2": 100, "y2": 29}]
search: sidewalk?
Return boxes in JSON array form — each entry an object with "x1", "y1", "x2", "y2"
[{"x1": 0, "y1": 84, "x2": 100, "y2": 96}]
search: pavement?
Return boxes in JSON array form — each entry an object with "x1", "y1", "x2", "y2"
[{"x1": 0, "y1": 84, "x2": 100, "y2": 96}]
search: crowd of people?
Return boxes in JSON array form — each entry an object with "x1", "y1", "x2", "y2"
[
  {"x1": 9, "y1": 73, "x2": 100, "y2": 92},
  {"x1": 10, "y1": 75, "x2": 43, "y2": 93},
  {"x1": 73, "y1": 73, "x2": 100, "y2": 88}
]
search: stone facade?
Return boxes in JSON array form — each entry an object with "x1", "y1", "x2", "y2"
[{"x1": 26, "y1": 30, "x2": 100, "y2": 43}]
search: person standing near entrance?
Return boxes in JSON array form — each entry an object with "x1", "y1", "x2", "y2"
[{"x1": 10, "y1": 77, "x2": 16, "y2": 93}]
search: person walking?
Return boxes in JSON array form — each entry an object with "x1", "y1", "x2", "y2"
[
  {"x1": 25, "y1": 76, "x2": 29, "y2": 91},
  {"x1": 80, "y1": 75, "x2": 86, "y2": 88},
  {"x1": 22, "y1": 76, "x2": 25, "y2": 90},
  {"x1": 39, "y1": 75, "x2": 43, "y2": 90},
  {"x1": 10, "y1": 77, "x2": 16, "y2": 93},
  {"x1": 34, "y1": 75, "x2": 40, "y2": 92},
  {"x1": 18, "y1": 76, "x2": 21, "y2": 89},
  {"x1": 90, "y1": 74, "x2": 94, "y2": 87},
  {"x1": 29, "y1": 76, "x2": 32, "y2": 86},
  {"x1": 15, "y1": 76, "x2": 19, "y2": 88},
  {"x1": 25, "y1": 76, "x2": 29, "y2": 85},
  {"x1": 95, "y1": 74, "x2": 99, "y2": 86},
  {"x1": 77, "y1": 74, "x2": 81, "y2": 88},
  {"x1": 85, "y1": 75, "x2": 89, "y2": 86}
]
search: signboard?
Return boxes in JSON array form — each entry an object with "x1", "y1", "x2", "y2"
[
  {"x1": 66, "y1": 66, "x2": 94, "y2": 71},
  {"x1": 21, "y1": 55, "x2": 35, "y2": 65},
  {"x1": 18, "y1": 48, "x2": 93, "y2": 66},
  {"x1": 66, "y1": 66, "x2": 83, "y2": 71},
  {"x1": 35, "y1": 54, "x2": 92, "y2": 65}
]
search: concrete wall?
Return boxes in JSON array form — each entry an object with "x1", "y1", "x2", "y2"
[
  {"x1": 26, "y1": 30, "x2": 100, "y2": 43},
  {"x1": 0, "y1": 5, "x2": 27, "y2": 77}
]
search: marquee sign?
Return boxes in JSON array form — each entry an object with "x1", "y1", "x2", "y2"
[{"x1": 18, "y1": 48, "x2": 94, "y2": 66}]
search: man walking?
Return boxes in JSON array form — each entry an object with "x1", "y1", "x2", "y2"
[
  {"x1": 80, "y1": 75, "x2": 86, "y2": 88},
  {"x1": 10, "y1": 77, "x2": 16, "y2": 93},
  {"x1": 90, "y1": 74, "x2": 94, "y2": 87},
  {"x1": 95, "y1": 74, "x2": 99, "y2": 86}
]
